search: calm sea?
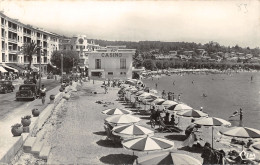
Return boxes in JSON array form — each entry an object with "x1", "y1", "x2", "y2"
[{"x1": 142, "y1": 72, "x2": 260, "y2": 130}]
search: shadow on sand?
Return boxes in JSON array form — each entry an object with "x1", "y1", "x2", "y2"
[
  {"x1": 164, "y1": 134, "x2": 187, "y2": 141},
  {"x1": 96, "y1": 140, "x2": 122, "y2": 148},
  {"x1": 100, "y1": 154, "x2": 138, "y2": 164},
  {"x1": 93, "y1": 131, "x2": 106, "y2": 136}
]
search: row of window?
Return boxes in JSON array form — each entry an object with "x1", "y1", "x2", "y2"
[{"x1": 95, "y1": 59, "x2": 127, "y2": 69}]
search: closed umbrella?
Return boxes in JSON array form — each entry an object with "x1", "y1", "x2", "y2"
[
  {"x1": 177, "y1": 109, "x2": 208, "y2": 118},
  {"x1": 134, "y1": 152, "x2": 201, "y2": 165},
  {"x1": 112, "y1": 124, "x2": 154, "y2": 137},
  {"x1": 105, "y1": 114, "x2": 141, "y2": 125},
  {"x1": 102, "y1": 108, "x2": 132, "y2": 115},
  {"x1": 194, "y1": 117, "x2": 231, "y2": 148},
  {"x1": 168, "y1": 103, "x2": 193, "y2": 111},
  {"x1": 122, "y1": 136, "x2": 174, "y2": 152},
  {"x1": 221, "y1": 127, "x2": 260, "y2": 138}
]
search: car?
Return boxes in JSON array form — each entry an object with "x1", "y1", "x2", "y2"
[
  {"x1": 16, "y1": 84, "x2": 39, "y2": 101},
  {"x1": 24, "y1": 79, "x2": 37, "y2": 84},
  {"x1": 0, "y1": 80, "x2": 15, "y2": 93}
]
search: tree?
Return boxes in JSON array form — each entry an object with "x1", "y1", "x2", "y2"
[
  {"x1": 143, "y1": 59, "x2": 155, "y2": 70},
  {"x1": 22, "y1": 41, "x2": 38, "y2": 70},
  {"x1": 51, "y1": 50, "x2": 79, "y2": 73}
]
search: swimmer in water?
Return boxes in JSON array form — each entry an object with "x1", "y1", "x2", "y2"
[
  {"x1": 173, "y1": 81, "x2": 175, "y2": 86},
  {"x1": 202, "y1": 93, "x2": 207, "y2": 97},
  {"x1": 192, "y1": 80, "x2": 194, "y2": 84},
  {"x1": 155, "y1": 83, "x2": 158, "y2": 88}
]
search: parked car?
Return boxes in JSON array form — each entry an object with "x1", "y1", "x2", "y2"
[
  {"x1": 0, "y1": 80, "x2": 15, "y2": 93},
  {"x1": 16, "y1": 84, "x2": 39, "y2": 101},
  {"x1": 24, "y1": 78, "x2": 37, "y2": 84}
]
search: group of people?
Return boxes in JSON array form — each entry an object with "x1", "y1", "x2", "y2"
[{"x1": 161, "y1": 90, "x2": 181, "y2": 102}]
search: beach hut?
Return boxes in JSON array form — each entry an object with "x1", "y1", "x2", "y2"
[{"x1": 134, "y1": 152, "x2": 201, "y2": 165}]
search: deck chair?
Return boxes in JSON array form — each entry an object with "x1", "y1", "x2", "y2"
[
  {"x1": 104, "y1": 125, "x2": 122, "y2": 144},
  {"x1": 158, "y1": 118, "x2": 182, "y2": 133}
]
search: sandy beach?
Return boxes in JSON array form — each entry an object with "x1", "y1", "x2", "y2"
[{"x1": 14, "y1": 80, "x2": 259, "y2": 164}]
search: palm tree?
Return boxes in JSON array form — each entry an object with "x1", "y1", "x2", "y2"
[{"x1": 22, "y1": 41, "x2": 38, "y2": 71}]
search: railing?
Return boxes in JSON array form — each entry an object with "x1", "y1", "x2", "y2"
[
  {"x1": 8, "y1": 38, "x2": 18, "y2": 43},
  {"x1": 1, "y1": 48, "x2": 5, "y2": 52},
  {"x1": 9, "y1": 49, "x2": 18, "y2": 53},
  {"x1": 8, "y1": 27, "x2": 17, "y2": 32},
  {"x1": 1, "y1": 24, "x2": 5, "y2": 28},
  {"x1": 23, "y1": 33, "x2": 31, "y2": 37}
]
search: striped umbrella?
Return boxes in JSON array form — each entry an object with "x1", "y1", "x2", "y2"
[
  {"x1": 221, "y1": 127, "x2": 260, "y2": 138},
  {"x1": 112, "y1": 124, "x2": 154, "y2": 137},
  {"x1": 194, "y1": 117, "x2": 231, "y2": 148},
  {"x1": 252, "y1": 143, "x2": 260, "y2": 150},
  {"x1": 161, "y1": 100, "x2": 178, "y2": 109},
  {"x1": 105, "y1": 114, "x2": 141, "y2": 125},
  {"x1": 177, "y1": 109, "x2": 208, "y2": 118},
  {"x1": 151, "y1": 98, "x2": 165, "y2": 106},
  {"x1": 134, "y1": 152, "x2": 201, "y2": 165},
  {"x1": 135, "y1": 91, "x2": 145, "y2": 96},
  {"x1": 168, "y1": 104, "x2": 193, "y2": 111},
  {"x1": 102, "y1": 108, "x2": 132, "y2": 115},
  {"x1": 122, "y1": 136, "x2": 174, "y2": 152}
]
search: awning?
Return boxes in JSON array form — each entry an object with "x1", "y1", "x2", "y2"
[
  {"x1": 0, "y1": 66, "x2": 8, "y2": 73},
  {"x1": 2, "y1": 64, "x2": 18, "y2": 72},
  {"x1": 90, "y1": 69, "x2": 104, "y2": 72},
  {"x1": 5, "y1": 63, "x2": 25, "y2": 72}
]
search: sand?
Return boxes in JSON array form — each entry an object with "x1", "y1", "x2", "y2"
[{"x1": 16, "y1": 80, "x2": 256, "y2": 164}]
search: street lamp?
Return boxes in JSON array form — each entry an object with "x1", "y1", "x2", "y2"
[
  {"x1": 61, "y1": 53, "x2": 63, "y2": 83},
  {"x1": 37, "y1": 46, "x2": 42, "y2": 89}
]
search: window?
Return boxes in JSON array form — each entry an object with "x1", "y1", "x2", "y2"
[
  {"x1": 95, "y1": 59, "x2": 101, "y2": 69},
  {"x1": 120, "y1": 58, "x2": 126, "y2": 69},
  {"x1": 76, "y1": 45, "x2": 78, "y2": 49},
  {"x1": 108, "y1": 72, "x2": 113, "y2": 75},
  {"x1": 120, "y1": 72, "x2": 126, "y2": 75}
]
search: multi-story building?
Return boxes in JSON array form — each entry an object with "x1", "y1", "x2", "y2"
[
  {"x1": 0, "y1": 12, "x2": 61, "y2": 74},
  {"x1": 88, "y1": 46, "x2": 135, "y2": 80},
  {"x1": 60, "y1": 35, "x2": 101, "y2": 70}
]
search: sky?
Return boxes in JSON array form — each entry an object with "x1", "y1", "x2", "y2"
[{"x1": 0, "y1": 0, "x2": 259, "y2": 48}]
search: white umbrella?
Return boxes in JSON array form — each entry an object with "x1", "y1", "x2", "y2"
[
  {"x1": 105, "y1": 114, "x2": 141, "y2": 125},
  {"x1": 112, "y1": 124, "x2": 154, "y2": 137},
  {"x1": 161, "y1": 100, "x2": 178, "y2": 109},
  {"x1": 168, "y1": 104, "x2": 193, "y2": 111}
]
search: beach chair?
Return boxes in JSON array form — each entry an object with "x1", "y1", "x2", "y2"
[
  {"x1": 158, "y1": 118, "x2": 182, "y2": 133},
  {"x1": 104, "y1": 125, "x2": 122, "y2": 144}
]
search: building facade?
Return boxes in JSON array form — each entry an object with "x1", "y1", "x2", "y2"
[
  {"x1": 59, "y1": 35, "x2": 101, "y2": 70},
  {"x1": 88, "y1": 46, "x2": 135, "y2": 80},
  {"x1": 0, "y1": 12, "x2": 61, "y2": 74}
]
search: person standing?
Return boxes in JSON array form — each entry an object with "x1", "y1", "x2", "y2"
[
  {"x1": 162, "y1": 90, "x2": 166, "y2": 99},
  {"x1": 178, "y1": 94, "x2": 181, "y2": 102},
  {"x1": 39, "y1": 84, "x2": 46, "y2": 105}
]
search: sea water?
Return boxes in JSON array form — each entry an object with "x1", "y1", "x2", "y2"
[{"x1": 142, "y1": 72, "x2": 260, "y2": 130}]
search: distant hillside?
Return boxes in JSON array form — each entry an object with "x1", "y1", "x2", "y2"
[{"x1": 91, "y1": 39, "x2": 260, "y2": 56}]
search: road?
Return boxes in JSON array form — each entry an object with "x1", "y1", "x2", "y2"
[{"x1": 0, "y1": 79, "x2": 60, "y2": 119}]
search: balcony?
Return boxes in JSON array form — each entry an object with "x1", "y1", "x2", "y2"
[
  {"x1": 8, "y1": 27, "x2": 17, "y2": 33},
  {"x1": 23, "y1": 33, "x2": 31, "y2": 37},
  {"x1": 1, "y1": 24, "x2": 5, "y2": 28},
  {"x1": 9, "y1": 49, "x2": 18, "y2": 53},
  {"x1": 1, "y1": 48, "x2": 5, "y2": 52},
  {"x1": 8, "y1": 38, "x2": 18, "y2": 43},
  {"x1": 37, "y1": 36, "x2": 41, "y2": 40}
]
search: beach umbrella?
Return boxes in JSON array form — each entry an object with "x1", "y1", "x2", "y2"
[
  {"x1": 161, "y1": 100, "x2": 178, "y2": 109},
  {"x1": 168, "y1": 103, "x2": 193, "y2": 111},
  {"x1": 135, "y1": 91, "x2": 145, "y2": 96},
  {"x1": 221, "y1": 127, "x2": 260, "y2": 138},
  {"x1": 105, "y1": 114, "x2": 141, "y2": 125},
  {"x1": 252, "y1": 142, "x2": 260, "y2": 151},
  {"x1": 122, "y1": 136, "x2": 174, "y2": 152},
  {"x1": 176, "y1": 109, "x2": 208, "y2": 118},
  {"x1": 102, "y1": 108, "x2": 132, "y2": 115},
  {"x1": 150, "y1": 89, "x2": 158, "y2": 94},
  {"x1": 112, "y1": 124, "x2": 154, "y2": 137},
  {"x1": 134, "y1": 152, "x2": 201, "y2": 165},
  {"x1": 151, "y1": 98, "x2": 165, "y2": 106},
  {"x1": 194, "y1": 117, "x2": 231, "y2": 148},
  {"x1": 138, "y1": 92, "x2": 152, "y2": 98}
]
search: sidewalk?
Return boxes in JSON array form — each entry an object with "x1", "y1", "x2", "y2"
[{"x1": 0, "y1": 85, "x2": 61, "y2": 163}]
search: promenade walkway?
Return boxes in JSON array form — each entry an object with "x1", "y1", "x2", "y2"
[{"x1": 0, "y1": 85, "x2": 61, "y2": 162}]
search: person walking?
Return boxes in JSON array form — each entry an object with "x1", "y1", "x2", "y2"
[
  {"x1": 39, "y1": 84, "x2": 46, "y2": 105},
  {"x1": 104, "y1": 85, "x2": 108, "y2": 94}
]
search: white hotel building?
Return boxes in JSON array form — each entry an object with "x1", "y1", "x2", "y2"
[
  {"x1": 88, "y1": 46, "x2": 135, "y2": 80},
  {"x1": 0, "y1": 12, "x2": 60, "y2": 74}
]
